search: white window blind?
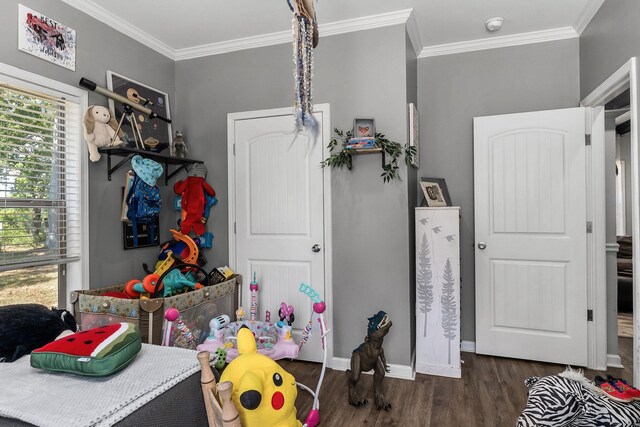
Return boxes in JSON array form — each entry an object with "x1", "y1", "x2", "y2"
[{"x1": 0, "y1": 80, "x2": 82, "y2": 271}]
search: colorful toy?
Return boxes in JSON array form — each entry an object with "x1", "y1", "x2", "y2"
[
  {"x1": 214, "y1": 348, "x2": 227, "y2": 370},
  {"x1": 163, "y1": 307, "x2": 196, "y2": 350},
  {"x1": 151, "y1": 229, "x2": 200, "y2": 270},
  {"x1": 250, "y1": 272, "x2": 259, "y2": 321},
  {"x1": 279, "y1": 302, "x2": 295, "y2": 326},
  {"x1": 202, "y1": 282, "x2": 329, "y2": 427},
  {"x1": 126, "y1": 230, "x2": 207, "y2": 299},
  {"x1": 346, "y1": 310, "x2": 392, "y2": 411},
  {"x1": 173, "y1": 163, "x2": 216, "y2": 236},
  {"x1": 220, "y1": 327, "x2": 301, "y2": 427},
  {"x1": 198, "y1": 276, "x2": 299, "y2": 362},
  {"x1": 210, "y1": 315, "x2": 231, "y2": 331}
]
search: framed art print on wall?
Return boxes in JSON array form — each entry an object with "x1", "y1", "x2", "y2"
[
  {"x1": 18, "y1": 4, "x2": 76, "y2": 70},
  {"x1": 106, "y1": 71, "x2": 172, "y2": 148}
]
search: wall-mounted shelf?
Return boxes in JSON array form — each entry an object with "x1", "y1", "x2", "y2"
[
  {"x1": 344, "y1": 147, "x2": 386, "y2": 169},
  {"x1": 98, "y1": 147, "x2": 204, "y2": 185}
]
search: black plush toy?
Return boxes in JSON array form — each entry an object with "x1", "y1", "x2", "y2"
[{"x1": 0, "y1": 304, "x2": 78, "y2": 363}]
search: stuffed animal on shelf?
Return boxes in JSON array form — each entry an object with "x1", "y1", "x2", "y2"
[
  {"x1": 82, "y1": 105, "x2": 123, "y2": 162},
  {"x1": 171, "y1": 131, "x2": 188, "y2": 158},
  {"x1": 0, "y1": 304, "x2": 78, "y2": 362},
  {"x1": 220, "y1": 326, "x2": 301, "y2": 427},
  {"x1": 173, "y1": 163, "x2": 216, "y2": 236}
]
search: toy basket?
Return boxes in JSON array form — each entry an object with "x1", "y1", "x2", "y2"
[{"x1": 70, "y1": 275, "x2": 241, "y2": 345}]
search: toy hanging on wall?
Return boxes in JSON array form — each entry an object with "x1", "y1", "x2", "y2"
[
  {"x1": 346, "y1": 310, "x2": 393, "y2": 411},
  {"x1": 82, "y1": 105, "x2": 124, "y2": 162},
  {"x1": 173, "y1": 163, "x2": 216, "y2": 236},
  {"x1": 287, "y1": 0, "x2": 319, "y2": 137}
]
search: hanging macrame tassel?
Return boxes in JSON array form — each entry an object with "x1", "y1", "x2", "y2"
[{"x1": 291, "y1": 0, "x2": 318, "y2": 138}]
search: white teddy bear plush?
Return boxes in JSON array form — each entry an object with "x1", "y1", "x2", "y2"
[{"x1": 82, "y1": 105, "x2": 124, "y2": 162}]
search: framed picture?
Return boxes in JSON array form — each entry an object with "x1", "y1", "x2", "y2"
[
  {"x1": 18, "y1": 4, "x2": 76, "y2": 70},
  {"x1": 106, "y1": 71, "x2": 172, "y2": 149},
  {"x1": 353, "y1": 118, "x2": 375, "y2": 139},
  {"x1": 409, "y1": 103, "x2": 419, "y2": 168},
  {"x1": 420, "y1": 177, "x2": 452, "y2": 207}
]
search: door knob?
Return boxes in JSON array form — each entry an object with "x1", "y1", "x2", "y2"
[
  {"x1": 477, "y1": 241, "x2": 487, "y2": 250},
  {"x1": 312, "y1": 244, "x2": 321, "y2": 253}
]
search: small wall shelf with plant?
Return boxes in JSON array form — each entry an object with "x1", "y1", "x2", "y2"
[{"x1": 322, "y1": 124, "x2": 416, "y2": 182}]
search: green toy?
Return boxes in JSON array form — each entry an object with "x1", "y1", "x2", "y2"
[{"x1": 214, "y1": 347, "x2": 227, "y2": 370}]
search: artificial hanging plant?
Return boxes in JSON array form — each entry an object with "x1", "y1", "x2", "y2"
[{"x1": 322, "y1": 128, "x2": 417, "y2": 182}]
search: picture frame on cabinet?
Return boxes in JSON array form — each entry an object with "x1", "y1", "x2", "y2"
[{"x1": 420, "y1": 177, "x2": 452, "y2": 207}]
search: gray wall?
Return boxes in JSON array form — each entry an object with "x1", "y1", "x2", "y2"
[
  {"x1": 0, "y1": 1, "x2": 176, "y2": 288},
  {"x1": 417, "y1": 39, "x2": 580, "y2": 341},
  {"x1": 175, "y1": 25, "x2": 414, "y2": 364},
  {"x1": 406, "y1": 33, "x2": 418, "y2": 356},
  {"x1": 580, "y1": 0, "x2": 640, "y2": 99}
]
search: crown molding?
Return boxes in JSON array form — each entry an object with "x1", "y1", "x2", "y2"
[
  {"x1": 405, "y1": 10, "x2": 423, "y2": 58},
  {"x1": 418, "y1": 26, "x2": 578, "y2": 58},
  {"x1": 174, "y1": 30, "x2": 291, "y2": 61},
  {"x1": 175, "y1": 9, "x2": 414, "y2": 61},
  {"x1": 61, "y1": 1, "x2": 593, "y2": 62},
  {"x1": 61, "y1": 0, "x2": 176, "y2": 60},
  {"x1": 574, "y1": 0, "x2": 605, "y2": 35}
]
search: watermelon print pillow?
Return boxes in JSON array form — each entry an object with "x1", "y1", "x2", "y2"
[{"x1": 31, "y1": 322, "x2": 141, "y2": 376}]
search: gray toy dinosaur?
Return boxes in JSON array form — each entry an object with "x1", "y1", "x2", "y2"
[{"x1": 346, "y1": 310, "x2": 393, "y2": 411}]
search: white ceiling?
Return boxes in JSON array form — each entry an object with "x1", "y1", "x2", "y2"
[{"x1": 61, "y1": 0, "x2": 604, "y2": 60}]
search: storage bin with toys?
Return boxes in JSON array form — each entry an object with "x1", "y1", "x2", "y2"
[{"x1": 70, "y1": 270, "x2": 239, "y2": 346}]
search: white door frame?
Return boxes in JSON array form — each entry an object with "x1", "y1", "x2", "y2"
[
  {"x1": 581, "y1": 57, "x2": 639, "y2": 378},
  {"x1": 227, "y1": 104, "x2": 333, "y2": 366}
]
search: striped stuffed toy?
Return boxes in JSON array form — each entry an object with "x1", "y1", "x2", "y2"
[{"x1": 517, "y1": 368, "x2": 640, "y2": 426}]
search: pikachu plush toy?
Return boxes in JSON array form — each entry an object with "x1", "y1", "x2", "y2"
[{"x1": 220, "y1": 326, "x2": 301, "y2": 427}]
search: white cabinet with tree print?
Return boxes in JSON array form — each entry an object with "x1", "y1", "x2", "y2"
[{"x1": 415, "y1": 207, "x2": 461, "y2": 378}]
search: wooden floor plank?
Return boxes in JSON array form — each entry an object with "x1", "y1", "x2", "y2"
[{"x1": 278, "y1": 337, "x2": 633, "y2": 426}]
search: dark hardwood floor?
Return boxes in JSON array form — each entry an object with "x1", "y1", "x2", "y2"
[{"x1": 281, "y1": 337, "x2": 633, "y2": 427}]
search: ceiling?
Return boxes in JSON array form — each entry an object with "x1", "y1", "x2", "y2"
[{"x1": 61, "y1": 0, "x2": 605, "y2": 60}]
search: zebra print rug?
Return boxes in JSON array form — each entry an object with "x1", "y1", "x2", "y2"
[{"x1": 517, "y1": 368, "x2": 640, "y2": 426}]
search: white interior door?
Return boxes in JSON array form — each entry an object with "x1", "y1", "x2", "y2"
[
  {"x1": 230, "y1": 108, "x2": 327, "y2": 363},
  {"x1": 474, "y1": 107, "x2": 589, "y2": 366}
]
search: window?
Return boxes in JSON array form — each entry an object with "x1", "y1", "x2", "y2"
[{"x1": 0, "y1": 63, "x2": 88, "y2": 308}]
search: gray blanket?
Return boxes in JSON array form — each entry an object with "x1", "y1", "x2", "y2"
[{"x1": 0, "y1": 344, "x2": 202, "y2": 427}]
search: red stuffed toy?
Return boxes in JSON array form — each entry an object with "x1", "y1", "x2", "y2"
[{"x1": 174, "y1": 164, "x2": 215, "y2": 235}]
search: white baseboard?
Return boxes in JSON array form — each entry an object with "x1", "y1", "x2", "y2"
[
  {"x1": 461, "y1": 341, "x2": 476, "y2": 353},
  {"x1": 607, "y1": 353, "x2": 624, "y2": 369},
  {"x1": 332, "y1": 357, "x2": 415, "y2": 380},
  {"x1": 416, "y1": 363, "x2": 461, "y2": 379}
]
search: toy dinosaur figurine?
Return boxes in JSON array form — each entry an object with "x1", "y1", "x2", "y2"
[{"x1": 346, "y1": 310, "x2": 393, "y2": 411}]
